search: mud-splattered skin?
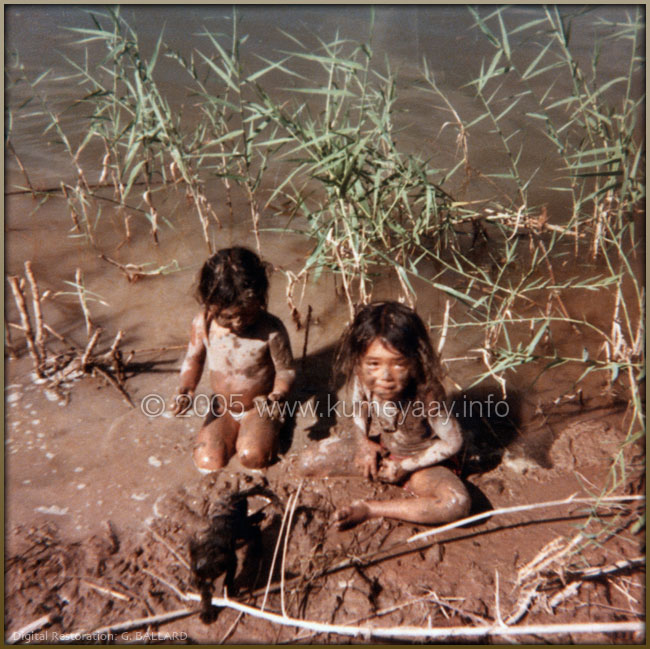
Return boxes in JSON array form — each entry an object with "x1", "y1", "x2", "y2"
[
  {"x1": 177, "y1": 310, "x2": 295, "y2": 412},
  {"x1": 298, "y1": 338, "x2": 470, "y2": 528},
  {"x1": 351, "y1": 338, "x2": 463, "y2": 475},
  {"x1": 175, "y1": 307, "x2": 295, "y2": 472},
  {"x1": 352, "y1": 377, "x2": 462, "y2": 474}
]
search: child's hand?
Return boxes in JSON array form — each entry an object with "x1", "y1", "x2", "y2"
[
  {"x1": 171, "y1": 388, "x2": 194, "y2": 416},
  {"x1": 377, "y1": 458, "x2": 409, "y2": 484},
  {"x1": 354, "y1": 440, "x2": 381, "y2": 480},
  {"x1": 267, "y1": 391, "x2": 286, "y2": 402}
]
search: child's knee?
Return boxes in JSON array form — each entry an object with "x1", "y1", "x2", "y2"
[
  {"x1": 409, "y1": 468, "x2": 471, "y2": 520},
  {"x1": 239, "y1": 445, "x2": 272, "y2": 469},
  {"x1": 193, "y1": 438, "x2": 229, "y2": 472},
  {"x1": 449, "y1": 484, "x2": 471, "y2": 519}
]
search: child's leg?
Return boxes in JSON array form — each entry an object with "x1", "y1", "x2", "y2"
[
  {"x1": 235, "y1": 409, "x2": 281, "y2": 469},
  {"x1": 336, "y1": 465, "x2": 470, "y2": 528},
  {"x1": 193, "y1": 413, "x2": 239, "y2": 473}
]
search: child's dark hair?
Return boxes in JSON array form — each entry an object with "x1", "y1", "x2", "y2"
[
  {"x1": 334, "y1": 301, "x2": 445, "y2": 399},
  {"x1": 196, "y1": 247, "x2": 269, "y2": 311}
]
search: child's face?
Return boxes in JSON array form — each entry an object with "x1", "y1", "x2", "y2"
[
  {"x1": 358, "y1": 338, "x2": 413, "y2": 401},
  {"x1": 213, "y1": 302, "x2": 262, "y2": 335}
]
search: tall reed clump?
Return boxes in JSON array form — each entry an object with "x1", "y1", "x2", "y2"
[
  {"x1": 54, "y1": 7, "x2": 220, "y2": 248},
  {"x1": 166, "y1": 18, "x2": 458, "y2": 307},
  {"x1": 165, "y1": 10, "x2": 287, "y2": 252},
  {"x1": 417, "y1": 6, "x2": 644, "y2": 527},
  {"x1": 242, "y1": 30, "x2": 460, "y2": 317}
]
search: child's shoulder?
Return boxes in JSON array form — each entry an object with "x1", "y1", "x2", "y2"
[
  {"x1": 414, "y1": 381, "x2": 447, "y2": 407},
  {"x1": 189, "y1": 310, "x2": 210, "y2": 341},
  {"x1": 256, "y1": 310, "x2": 290, "y2": 336},
  {"x1": 191, "y1": 310, "x2": 206, "y2": 324},
  {"x1": 190, "y1": 310, "x2": 208, "y2": 331}
]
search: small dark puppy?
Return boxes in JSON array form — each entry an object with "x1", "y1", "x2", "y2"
[{"x1": 188, "y1": 490, "x2": 267, "y2": 623}]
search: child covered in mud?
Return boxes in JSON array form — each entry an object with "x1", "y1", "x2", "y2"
[
  {"x1": 172, "y1": 247, "x2": 295, "y2": 473},
  {"x1": 298, "y1": 301, "x2": 470, "y2": 529}
]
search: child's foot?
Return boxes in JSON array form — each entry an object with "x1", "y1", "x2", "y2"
[{"x1": 334, "y1": 500, "x2": 370, "y2": 530}]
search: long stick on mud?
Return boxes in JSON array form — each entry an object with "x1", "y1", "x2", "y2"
[
  {"x1": 407, "y1": 494, "x2": 645, "y2": 544},
  {"x1": 199, "y1": 595, "x2": 646, "y2": 641},
  {"x1": 58, "y1": 609, "x2": 195, "y2": 642},
  {"x1": 6, "y1": 615, "x2": 52, "y2": 644},
  {"x1": 291, "y1": 590, "x2": 490, "y2": 643},
  {"x1": 60, "y1": 590, "x2": 643, "y2": 643}
]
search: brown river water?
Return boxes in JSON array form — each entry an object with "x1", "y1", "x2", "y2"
[{"x1": 4, "y1": 6, "x2": 642, "y2": 540}]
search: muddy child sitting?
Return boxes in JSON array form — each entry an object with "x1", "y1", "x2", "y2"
[
  {"x1": 298, "y1": 301, "x2": 470, "y2": 528},
  {"x1": 172, "y1": 247, "x2": 295, "y2": 473}
]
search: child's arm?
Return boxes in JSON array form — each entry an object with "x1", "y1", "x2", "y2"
[
  {"x1": 404, "y1": 415, "x2": 463, "y2": 471},
  {"x1": 379, "y1": 415, "x2": 463, "y2": 482},
  {"x1": 350, "y1": 379, "x2": 381, "y2": 480},
  {"x1": 171, "y1": 312, "x2": 207, "y2": 414},
  {"x1": 267, "y1": 322, "x2": 296, "y2": 401}
]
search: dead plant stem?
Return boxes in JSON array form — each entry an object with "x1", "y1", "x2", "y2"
[
  {"x1": 58, "y1": 609, "x2": 195, "y2": 641},
  {"x1": 75, "y1": 268, "x2": 93, "y2": 336},
  {"x1": 24, "y1": 261, "x2": 46, "y2": 357},
  {"x1": 8, "y1": 275, "x2": 43, "y2": 376},
  {"x1": 408, "y1": 494, "x2": 644, "y2": 544},
  {"x1": 81, "y1": 328, "x2": 102, "y2": 370},
  {"x1": 65, "y1": 588, "x2": 643, "y2": 642},
  {"x1": 280, "y1": 480, "x2": 303, "y2": 618},
  {"x1": 262, "y1": 485, "x2": 294, "y2": 612},
  {"x1": 6, "y1": 615, "x2": 52, "y2": 644}
]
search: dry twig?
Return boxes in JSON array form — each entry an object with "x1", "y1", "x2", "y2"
[
  {"x1": 148, "y1": 527, "x2": 191, "y2": 572},
  {"x1": 80, "y1": 579, "x2": 131, "y2": 602},
  {"x1": 8, "y1": 275, "x2": 43, "y2": 375},
  {"x1": 261, "y1": 485, "x2": 295, "y2": 612},
  {"x1": 407, "y1": 494, "x2": 644, "y2": 544},
  {"x1": 280, "y1": 480, "x2": 304, "y2": 617},
  {"x1": 8, "y1": 263, "x2": 139, "y2": 405},
  {"x1": 6, "y1": 615, "x2": 52, "y2": 644},
  {"x1": 24, "y1": 261, "x2": 46, "y2": 357},
  {"x1": 75, "y1": 268, "x2": 93, "y2": 336},
  {"x1": 60, "y1": 589, "x2": 643, "y2": 643}
]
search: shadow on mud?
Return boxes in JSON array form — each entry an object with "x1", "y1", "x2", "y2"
[
  {"x1": 448, "y1": 385, "x2": 524, "y2": 518},
  {"x1": 452, "y1": 384, "x2": 522, "y2": 478},
  {"x1": 277, "y1": 344, "x2": 339, "y2": 458}
]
